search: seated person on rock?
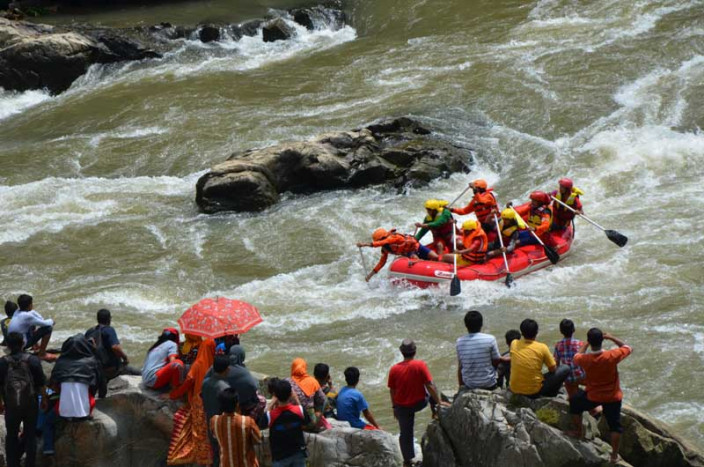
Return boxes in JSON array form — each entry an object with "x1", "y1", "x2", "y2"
[
  {"x1": 336, "y1": 366, "x2": 380, "y2": 430},
  {"x1": 440, "y1": 220, "x2": 488, "y2": 266},
  {"x1": 456, "y1": 311, "x2": 504, "y2": 392},
  {"x1": 1, "y1": 300, "x2": 18, "y2": 345},
  {"x1": 266, "y1": 379, "x2": 310, "y2": 467},
  {"x1": 357, "y1": 228, "x2": 439, "y2": 282},
  {"x1": 414, "y1": 199, "x2": 456, "y2": 255},
  {"x1": 497, "y1": 329, "x2": 521, "y2": 389},
  {"x1": 512, "y1": 191, "x2": 552, "y2": 244},
  {"x1": 509, "y1": 319, "x2": 570, "y2": 398},
  {"x1": 314, "y1": 363, "x2": 337, "y2": 418},
  {"x1": 141, "y1": 328, "x2": 185, "y2": 391},
  {"x1": 7, "y1": 294, "x2": 55, "y2": 360},
  {"x1": 85, "y1": 308, "x2": 140, "y2": 381}
]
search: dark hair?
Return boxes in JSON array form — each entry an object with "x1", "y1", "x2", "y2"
[
  {"x1": 4, "y1": 301, "x2": 18, "y2": 318},
  {"x1": 17, "y1": 294, "x2": 32, "y2": 311},
  {"x1": 213, "y1": 355, "x2": 230, "y2": 373},
  {"x1": 587, "y1": 328, "x2": 604, "y2": 348},
  {"x1": 505, "y1": 329, "x2": 521, "y2": 346},
  {"x1": 7, "y1": 332, "x2": 24, "y2": 352},
  {"x1": 218, "y1": 387, "x2": 239, "y2": 413},
  {"x1": 314, "y1": 363, "x2": 329, "y2": 381},
  {"x1": 344, "y1": 366, "x2": 360, "y2": 386},
  {"x1": 520, "y1": 319, "x2": 539, "y2": 340},
  {"x1": 274, "y1": 379, "x2": 292, "y2": 402},
  {"x1": 464, "y1": 310, "x2": 483, "y2": 333},
  {"x1": 97, "y1": 309, "x2": 111, "y2": 325},
  {"x1": 148, "y1": 329, "x2": 179, "y2": 352},
  {"x1": 266, "y1": 377, "x2": 280, "y2": 397},
  {"x1": 559, "y1": 319, "x2": 575, "y2": 337}
]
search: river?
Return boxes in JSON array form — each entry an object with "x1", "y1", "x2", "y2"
[{"x1": 1, "y1": 0, "x2": 703, "y2": 449}]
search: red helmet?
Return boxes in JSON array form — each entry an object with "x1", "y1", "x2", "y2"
[
  {"x1": 558, "y1": 178, "x2": 573, "y2": 190},
  {"x1": 529, "y1": 191, "x2": 550, "y2": 205}
]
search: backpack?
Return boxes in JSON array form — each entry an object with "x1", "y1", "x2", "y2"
[
  {"x1": 85, "y1": 325, "x2": 112, "y2": 367},
  {"x1": 2, "y1": 354, "x2": 36, "y2": 412}
]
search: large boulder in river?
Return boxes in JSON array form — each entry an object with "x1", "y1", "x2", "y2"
[
  {"x1": 0, "y1": 18, "x2": 159, "y2": 94},
  {"x1": 262, "y1": 17, "x2": 296, "y2": 42},
  {"x1": 195, "y1": 117, "x2": 472, "y2": 214},
  {"x1": 422, "y1": 390, "x2": 704, "y2": 467},
  {"x1": 0, "y1": 375, "x2": 402, "y2": 467}
]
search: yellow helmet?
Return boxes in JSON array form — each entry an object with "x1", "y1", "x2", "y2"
[
  {"x1": 501, "y1": 208, "x2": 515, "y2": 220},
  {"x1": 462, "y1": 220, "x2": 478, "y2": 231},
  {"x1": 424, "y1": 199, "x2": 439, "y2": 210},
  {"x1": 436, "y1": 199, "x2": 449, "y2": 208}
]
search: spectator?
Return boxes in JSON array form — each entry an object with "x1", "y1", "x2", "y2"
[
  {"x1": 497, "y1": 329, "x2": 520, "y2": 388},
  {"x1": 1, "y1": 301, "x2": 18, "y2": 345},
  {"x1": 509, "y1": 319, "x2": 569, "y2": 397},
  {"x1": 266, "y1": 379, "x2": 309, "y2": 467},
  {"x1": 7, "y1": 294, "x2": 54, "y2": 360},
  {"x1": 456, "y1": 310, "x2": 503, "y2": 391},
  {"x1": 287, "y1": 358, "x2": 326, "y2": 431},
  {"x1": 553, "y1": 319, "x2": 586, "y2": 399},
  {"x1": 0, "y1": 332, "x2": 48, "y2": 467},
  {"x1": 202, "y1": 355, "x2": 232, "y2": 467},
  {"x1": 569, "y1": 329, "x2": 632, "y2": 464},
  {"x1": 180, "y1": 334, "x2": 203, "y2": 366},
  {"x1": 211, "y1": 388, "x2": 261, "y2": 467},
  {"x1": 314, "y1": 363, "x2": 337, "y2": 418},
  {"x1": 336, "y1": 366, "x2": 380, "y2": 430},
  {"x1": 388, "y1": 339, "x2": 448, "y2": 467},
  {"x1": 141, "y1": 328, "x2": 184, "y2": 390},
  {"x1": 85, "y1": 309, "x2": 139, "y2": 381}
]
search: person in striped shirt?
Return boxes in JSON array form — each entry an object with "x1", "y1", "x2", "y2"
[
  {"x1": 456, "y1": 310, "x2": 504, "y2": 391},
  {"x1": 210, "y1": 388, "x2": 262, "y2": 467}
]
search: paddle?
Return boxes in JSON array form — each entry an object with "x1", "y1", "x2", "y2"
[
  {"x1": 551, "y1": 196, "x2": 628, "y2": 247},
  {"x1": 358, "y1": 246, "x2": 369, "y2": 275},
  {"x1": 493, "y1": 214, "x2": 514, "y2": 288},
  {"x1": 448, "y1": 184, "x2": 473, "y2": 208},
  {"x1": 450, "y1": 221, "x2": 461, "y2": 296},
  {"x1": 509, "y1": 207, "x2": 560, "y2": 265}
]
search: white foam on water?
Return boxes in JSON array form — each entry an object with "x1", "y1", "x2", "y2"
[{"x1": 0, "y1": 88, "x2": 52, "y2": 121}]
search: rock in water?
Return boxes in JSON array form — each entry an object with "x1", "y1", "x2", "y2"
[
  {"x1": 262, "y1": 17, "x2": 296, "y2": 42},
  {"x1": 198, "y1": 24, "x2": 220, "y2": 43},
  {"x1": 195, "y1": 117, "x2": 472, "y2": 214}
]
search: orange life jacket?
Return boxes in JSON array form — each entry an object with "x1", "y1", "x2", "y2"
[
  {"x1": 472, "y1": 191, "x2": 498, "y2": 223},
  {"x1": 382, "y1": 234, "x2": 420, "y2": 255},
  {"x1": 461, "y1": 229, "x2": 488, "y2": 263}
]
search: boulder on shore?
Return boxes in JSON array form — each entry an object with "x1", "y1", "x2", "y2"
[
  {"x1": 422, "y1": 390, "x2": 704, "y2": 467},
  {"x1": 195, "y1": 117, "x2": 472, "y2": 214},
  {"x1": 0, "y1": 375, "x2": 402, "y2": 467}
]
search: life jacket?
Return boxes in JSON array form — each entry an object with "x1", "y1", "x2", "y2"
[
  {"x1": 552, "y1": 188, "x2": 583, "y2": 226},
  {"x1": 461, "y1": 229, "x2": 488, "y2": 263},
  {"x1": 424, "y1": 210, "x2": 454, "y2": 240},
  {"x1": 268, "y1": 404, "x2": 307, "y2": 461},
  {"x1": 472, "y1": 191, "x2": 498, "y2": 223},
  {"x1": 526, "y1": 205, "x2": 552, "y2": 230},
  {"x1": 382, "y1": 234, "x2": 420, "y2": 255}
]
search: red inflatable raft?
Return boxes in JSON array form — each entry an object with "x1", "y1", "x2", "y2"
[{"x1": 388, "y1": 225, "x2": 574, "y2": 287}]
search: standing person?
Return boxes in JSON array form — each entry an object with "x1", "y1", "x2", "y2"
[
  {"x1": 1, "y1": 301, "x2": 18, "y2": 345},
  {"x1": 415, "y1": 199, "x2": 456, "y2": 255},
  {"x1": 7, "y1": 294, "x2": 54, "y2": 360},
  {"x1": 550, "y1": 178, "x2": 584, "y2": 231},
  {"x1": 450, "y1": 179, "x2": 499, "y2": 234},
  {"x1": 286, "y1": 358, "x2": 326, "y2": 431},
  {"x1": 0, "y1": 332, "x2": 48, "y2": 467},
  {"x1": 85, "y1": 309, "x2": 139, "y2": 381},
  {"x1": 211, "y1": 388, "x2": 261, "y2": 467},
  {"x1": 456, "y1": 311, "x2": 502, "y2": 391},
  {"x1": 509, "y1": 319, "x2": 570, "y2": 398},
  {"x1": 141, "y1": 328, "x2": 184, "y2": 390},
  {"x1": 357, "y1": 228, "x2": 438, "y2": 282},
  {"x1": 202, "y1": 355, "x2": 232, "y2": 467},
  {"x1": 553, "y1": 319, "x2": 586, "y2": 399},
  {"x1": 224, "y1": 346, "x2": 265, "y2": 420},
  {"x1": 266, "y1": 379, "x2": 309, "y2": 467},
  {"x1": 336, "y1": 366, "x2": 380, "y2": 430},
  {"x1": 388, "y1": 339, "x2": 448, "y2": 467},
  {"x1": 569, "y1": 329, "x2": 632, "y2": 464},
  {"x1": 497, "y1": 329, "x2": 520, "y2": 389}
]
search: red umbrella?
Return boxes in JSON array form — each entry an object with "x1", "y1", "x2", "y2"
[{"x1": 177, "y1": 297, "x2": 262, "y2": 339}]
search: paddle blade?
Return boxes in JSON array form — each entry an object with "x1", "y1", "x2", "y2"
[
  {"x1": 450, "y1": 276, "x2": 461, "y2": 296},
  {"x1": 544, "y1": 245, "x2": 560, "y2": 264},
  {"x1": 606, "y1": 230, "x2": 628, "y2": 247},
  {"x1": 504, "y1": 273, "x2": 514, "y2": 288}
]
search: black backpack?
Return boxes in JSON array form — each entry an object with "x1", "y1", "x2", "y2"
[
  {"x1": 2, "y1": 354, "x2": 36, "y2": 412},
  {"x1": 85, "y1": 325, "x2": 112, "y2": 367}
]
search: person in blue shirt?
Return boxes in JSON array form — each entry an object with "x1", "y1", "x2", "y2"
[{"x1": 335, "y1": 367, "x2": 381, "y2": 430}]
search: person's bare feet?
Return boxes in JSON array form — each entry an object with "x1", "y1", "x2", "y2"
[{"x1": 39, "y1": 352, "x2": 58, "y2": 362}]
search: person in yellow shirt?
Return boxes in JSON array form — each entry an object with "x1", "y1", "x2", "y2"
[{"x1": 509, "y1": 319, "x2": 570, "y2": 397}]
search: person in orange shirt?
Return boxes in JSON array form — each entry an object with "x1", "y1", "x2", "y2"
[
  {"x1": 440, "y1": 220, "x2": 488, "y2": 266},
  {"x1": 357, "y1": 228, "x2": 439, "y2": 282},
  {"x1": 569, "y1": 329, "x2": 632, "y2": 464},
  {"x1": 210, "y1": 388, "x2": 261, "y2": 467},
  {"x1": 513, "y1": 191, "x2": 552, "y2": 243},
  {"x1": 450, "y1": 179, "x2": 498, "y2": 235}
]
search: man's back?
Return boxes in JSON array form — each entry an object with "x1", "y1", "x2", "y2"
[
  {"x1": 574, "y1": 346, "x2": 632, "y2": 402},
  {"x1": 509, "y1": 338, "x2": 555, "y2": 395},
  {"x1": 0, "y1": 351, "x2": 44, "y2": 411},
  {"x1": 388, "y1": 359, "x2": 431, "y2": 407},
  {"x1": 211, "y1": 412, "x2": 261, "y2": 467},
  {"x1": 456, "y1": 332, "x2": 500, "y2": 388},
  {"x1": 201, "y1": 375, "x2": 231, "y2": 420}
]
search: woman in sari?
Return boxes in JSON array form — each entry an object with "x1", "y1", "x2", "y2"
[
  {"x1": 167, "y1": 338, "x2": 216, "y2": 465},
  {"x1": 286, "y1": 357, "x2": 327, "y2": 431}
]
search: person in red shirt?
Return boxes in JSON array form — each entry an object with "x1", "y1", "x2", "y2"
[
  {"x1": 569, "y1": 329, "x2": 632, "y2": 464},
  {"x1": 357, "y1": 228, "x2": 439, "y2": 282},
  {"x1": 388, "y1": 339, "x2": 448, "y2": 467},
  {"x1": 550, "y1": 178, "x2": 584, "y2": 231}
]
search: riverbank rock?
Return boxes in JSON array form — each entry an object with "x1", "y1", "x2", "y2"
[
  {"x1": 421, "y1": 390, "x2": 704, "y2": 467},
  {"x1": 0, "y1": 375, "x2": 402, "y2": 467},
  {"x1": 195, "y1": 117, "x2": 472, "y2": 214},
  {"x1": 0, "y1": 17, "x2": 159, "y2": 94}
]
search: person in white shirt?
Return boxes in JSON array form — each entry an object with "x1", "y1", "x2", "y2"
[{"x1": 7, "y1": 295, "x2": 54, "y2": 359}]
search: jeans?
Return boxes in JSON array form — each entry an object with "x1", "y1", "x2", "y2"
[
  {"x1": 40, "y1": 406, "x2": 56, "y2": 454},
  {"x1": 5, "y1": 402, "x2": 38, "y2": 467},
  {"x1": 524, "y1": 365, "x2": 571, "y2": 398},
  {"x1": 272, "y1": 451, "x2": 307, "y2": 467},
  {"x1": 393, "y1": 398, "x2": 432, "y2": 463}
]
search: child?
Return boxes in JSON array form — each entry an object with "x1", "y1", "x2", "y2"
[
  {"x1": 314, "y1": 363, "x2": 337, "y2": 418},
  {"x1": 553, "y1": 319, "x2": 585, "y2": 398},
  {"x1": 335, "y1": 366, "x2": 380, "y2": 430},
  {"x1": 210, "y1": 388, "x2": 261, "y2": 467},
  {"x1": 266, "y1": 379, "x2": 309, "y2": 467},
  {"x1": 1, "y1": 300, "x2": 18, "y2": 345},
  {"x1": 497, "y1": 329, "x2": 520, "y2": 388}
]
